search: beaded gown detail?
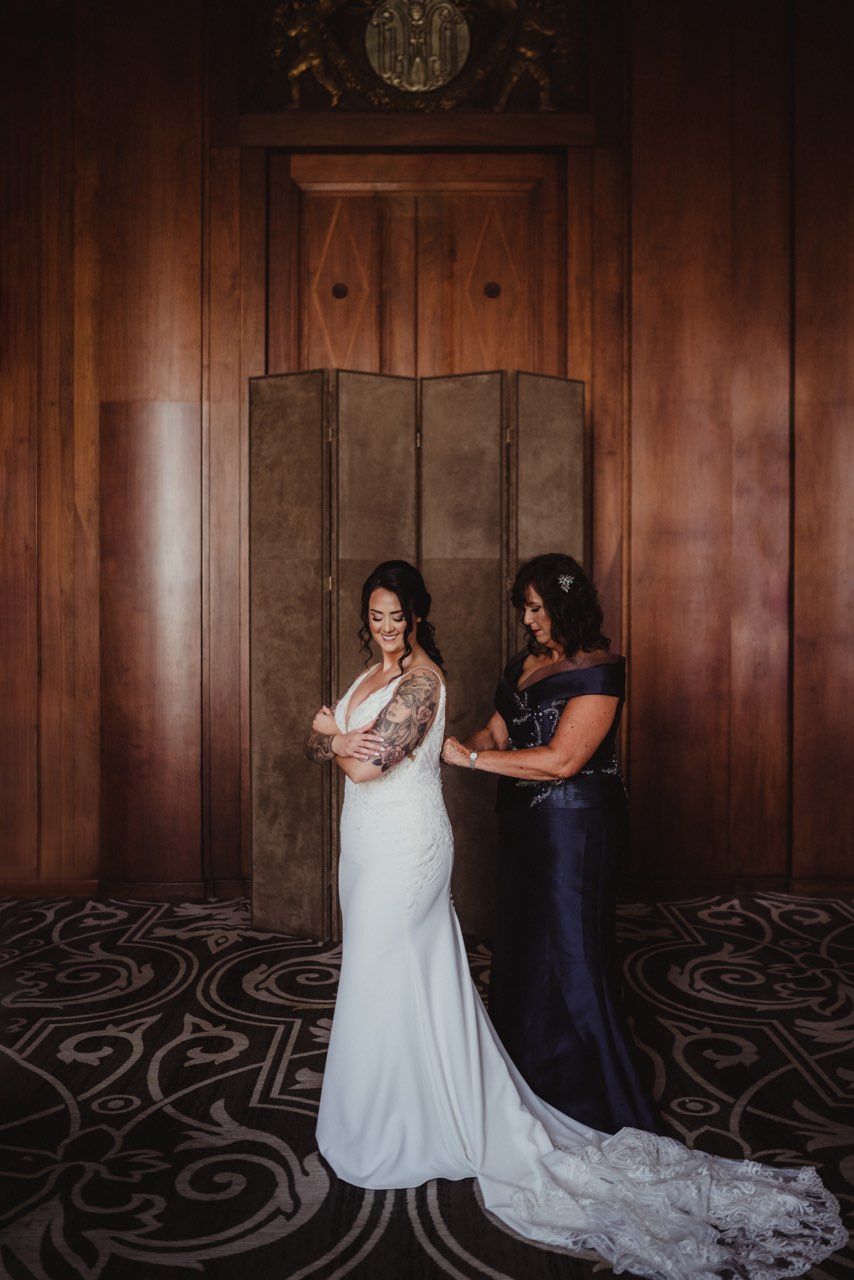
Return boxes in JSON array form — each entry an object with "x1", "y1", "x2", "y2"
[{"x1": 316, "y1": 668, "x2": 847, "y2": 1279}]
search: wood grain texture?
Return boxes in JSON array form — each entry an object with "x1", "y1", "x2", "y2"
[
  {"x1": 70, "y1": 0, "x2": 104, "y2": 880},
  {"x1": 629, "y1": 0, "x2": 790, "y2": 882},
  {"x1": 590, "y1": 149, "x2": 628, "y2": 656},
  {"x1": 380, "y1": 195, "x2": 417, "y2": 376},
  {"x1": 6, "y1": 1, "x2": 852, "y2": 903},
  {"x1": 0, "y1": 3, "x2": 40, "y2": 879},
  {"x1": 35, "y1": 3, "x2": 76, "y2": 881},
  {"x1": 274, "y1": 153, "x2": 565, "y2": 381},
  {"x1": 303, "y1": 195, "x2": 382, "y2": 370},
  {"x1": 792, "y1": 0, "x2": 854, "y2": 881},
  {"x1": 417, "y1": 164, "x2": 564, "y2": 378},
  {"x1": 96, "y1": 2, "x2": 203, "y2": 403},
  {"x1": 727, "y1": 9, "x2": 790, "y2": 876},
  {"x1": 100, "y1": 403, "x2": 202, "y2": 883},
  {"x1": 84, "y1": 0, "x2": 205, "y2": 891}
]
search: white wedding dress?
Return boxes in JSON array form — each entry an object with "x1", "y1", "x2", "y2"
[{"x1": 316, "y1": 670, "x2": 847, "y2": 1279}]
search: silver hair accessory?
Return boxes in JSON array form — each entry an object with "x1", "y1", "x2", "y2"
[{"x1": 558, "y1": 573, "x2": 575, "y2": 592}]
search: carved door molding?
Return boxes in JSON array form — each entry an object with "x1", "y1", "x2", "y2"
[{"x1": 267, "y1": 152, "x2": 566, "y2": 380}]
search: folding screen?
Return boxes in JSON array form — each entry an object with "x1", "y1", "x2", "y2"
[{"x1": 250, "y1": 370, "x2": 585, "y2": 939}]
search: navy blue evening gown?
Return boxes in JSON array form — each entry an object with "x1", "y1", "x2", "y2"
[{"x1": 490, "y1": 651, "x2": 662, "y2": 1135}]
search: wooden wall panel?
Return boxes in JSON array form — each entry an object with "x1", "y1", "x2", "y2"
[
  {"x1": 100, "y1": 404, "x2": 202, "y2": 887},
  {"x1": 70, "y1": 0, "x2": 104, "y2": 884},
  {"x1": 37, "y1": 2, "x2": 78, "y2": 883},
  {"x1": 7, "y1": 0, "x2": 853, "y2": 903},
  {"x1": 93, "y1": 1, "x2": 205, "y2": 892},
  {"x1": 564, "y1": 143, "x2": 630, "y2": 663},
  {"x1": 207, "y1": 12, "x2": 262, "y2": 891},
  {"x1": 0, "y1": 4, "x2": 40, "y2": 881},
  {"x1": 792, "y1": 0, "x2": 854, "y2": 884},
  {"x1": 728, "y1": 11, "x2": 790, "y2": 875},
  {"x1": 96, "y1": 2, "x2": 203, "y2": 404},
  {"x1": 629, "y1": 0, "x2": 790, "y2": 883}
]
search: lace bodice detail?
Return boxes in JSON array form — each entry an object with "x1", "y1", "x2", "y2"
[
  {"x1": 336, "y1": 667, "x2": 446, "y2": 799},
  {"x1": 335, "y1": 668, "x2": 451, "y2": 913}
]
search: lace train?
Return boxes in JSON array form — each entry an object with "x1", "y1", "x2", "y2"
[
  {"x1": 510, "y1": 1128, "x2": 849, "y2": 1279},
  {"x1": 319, "y1": 669, "x2": 848, "y2": 1279}
]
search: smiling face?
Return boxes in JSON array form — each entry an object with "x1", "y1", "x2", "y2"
[
  {"x1": 522, "y1": 586, "x2": 556, "y2": 651},
  {"x1": 368, "y1": 588, "x2": 411, "y2": 661}
]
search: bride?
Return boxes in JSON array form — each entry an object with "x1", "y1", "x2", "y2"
[{"x1": 304, "y1": 559, "x2": 846, "y2": 1279}]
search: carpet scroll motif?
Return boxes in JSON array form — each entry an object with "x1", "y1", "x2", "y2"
[{"x1": 0, "y1": 895, "x2": 851, "y2": 1279}]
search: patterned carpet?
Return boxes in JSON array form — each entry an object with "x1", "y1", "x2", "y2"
[{"x1": 0, "y1": 894, "x2": 851, "y2": 1280}]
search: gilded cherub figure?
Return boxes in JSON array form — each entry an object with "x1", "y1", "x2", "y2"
[
  {"x1": 270, "y1": 0, "x2": 343, "y2": 109},
  {"x1": 493, "y1": 1, "x2": 558, "y2": 111}
]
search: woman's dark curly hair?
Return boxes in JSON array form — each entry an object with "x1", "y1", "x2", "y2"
[
  {"x1": 510, "y1": 552, "x2": 610, "y2": 658},
  {"x1": 358, "y1": 560, "x2": 446, "y2": 675}
]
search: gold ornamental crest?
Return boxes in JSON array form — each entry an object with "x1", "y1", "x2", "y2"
[
  {"x1": 366, "y1": 2, "x2": 470, "y2": 93},
  {"x1": 258, "y1": 0, "x2": 586, "y2": 115}
]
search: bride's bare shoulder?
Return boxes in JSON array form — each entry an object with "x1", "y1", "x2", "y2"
[{"x1": 404, "y1": 656, "x2": 445, "y2": 686}]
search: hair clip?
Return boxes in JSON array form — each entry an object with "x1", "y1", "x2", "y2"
[{"x1": 558, "y1": 573, "x2": 575, "y2": 592}]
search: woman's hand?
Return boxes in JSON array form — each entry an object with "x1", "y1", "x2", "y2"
[
  {"x1": 333, "y1": 725, "x2": 385, "y2": 761},
  {"x1": 312, "y1": 706, "x2": 338, "y2": 735},
  {"x1": 441, "y1": 736, "x2": 470, "y2": 768}
]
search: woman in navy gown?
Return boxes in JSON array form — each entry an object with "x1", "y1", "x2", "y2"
[{"x1": 442, "y1": 551, "x2": 660, "y2": 1134}]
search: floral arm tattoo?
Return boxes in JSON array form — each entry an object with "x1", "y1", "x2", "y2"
[
  {"x1": 370, "y1": 670, "x2": 440, "y2": 773},
  {"x1": 304, "y1": 731, "x2": 335, "y2": 764}
]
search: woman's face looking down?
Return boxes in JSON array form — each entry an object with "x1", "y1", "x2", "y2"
[
  {"x1": 522, "y1": 587, "x2": 555, "y2": 650},
  {"x1": 368, "y1": 588, "x2": 410, "y2": 660}
]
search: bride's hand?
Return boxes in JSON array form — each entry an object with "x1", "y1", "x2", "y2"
[
  {"x1": 333, "y1": 726, "x2": 385, "y2": 761},
  {"x1": 441, "y1": 736, "x2": 469, "y2": 768},
  {"x1": 312, "y1": 706, "x2": 339, "y2": 735}
]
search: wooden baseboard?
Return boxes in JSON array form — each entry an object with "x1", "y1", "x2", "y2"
[
  {"x1": 789, "y1": 879, "x2": 854, "y2": 897},
  {"x1": 1, "y1": 877, "x2": 848, "y2": 904},
  {"x1": 97, "y1": 881, "x2": 206, "y2": 898},
  {"x1": 620, "y1": 876, "x2": 854, "y2": 900},
  {"x1": 0, "y1": 880, "x2": 100, "y2": 897},
  {"x1": 97, "y1": 880, "x2": 251, "y2": 899},
  {"x1": 619, "y1": 875, "x2": 789, "y2": 899}
]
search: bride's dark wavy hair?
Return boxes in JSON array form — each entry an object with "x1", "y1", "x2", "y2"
[
  {"x1": 358, "y1": 560, "x2": 446, "y2": 675},
  {"x1": 510, "y1": 552, "x2": 610, "y2": 658}
]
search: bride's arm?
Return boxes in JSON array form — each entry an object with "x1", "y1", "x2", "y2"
[
  {"x1": 335, "y1": 669, "x2": 441, "y2": 784},
  {"x1": 305, "y1": 705, "x2": 384, "y2": 764}
]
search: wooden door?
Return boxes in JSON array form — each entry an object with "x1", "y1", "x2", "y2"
[{"x1": 268, "y1": 152, "x2": 566, "y2": 379}]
